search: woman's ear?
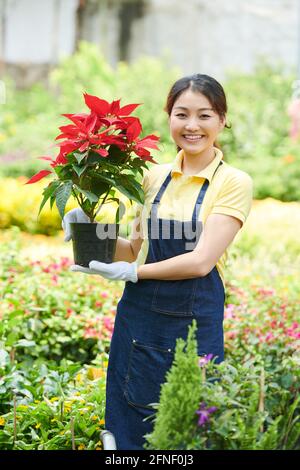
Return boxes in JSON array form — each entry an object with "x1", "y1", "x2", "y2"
[{"x1": 219, "y1": 116, "x2": 226, "y2": 131}]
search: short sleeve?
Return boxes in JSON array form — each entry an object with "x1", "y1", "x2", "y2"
[{"x1": 210, "y1": 171, "x2": 253, "y2": 226}]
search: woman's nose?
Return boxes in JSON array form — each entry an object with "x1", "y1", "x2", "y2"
[{"x1": 184, "y1": 118, "x2": 200, "y2": 131}]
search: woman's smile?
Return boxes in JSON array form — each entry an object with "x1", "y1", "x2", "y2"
[{"x1": 182, "y1": 134, "x2": 206, "y2": 142}]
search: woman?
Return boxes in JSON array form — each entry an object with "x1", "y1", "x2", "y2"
[{"x1": 63, "y1": 74, "x2": 253, "y2": 450}]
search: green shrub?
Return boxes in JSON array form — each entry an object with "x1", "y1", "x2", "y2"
[{"x1": 145, "y1": 323, "x2": 300, "y2": 450}]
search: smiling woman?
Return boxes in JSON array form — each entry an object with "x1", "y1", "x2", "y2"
[{"x1": 63, "y1": 73, "x2": 253, "y2": 450}]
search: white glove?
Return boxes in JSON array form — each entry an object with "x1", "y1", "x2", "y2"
[
  {"x1": 62, "y1": 208, "x2": 90, "y2": 242},
  {"x1": 70, "y1": 261, "x2": 138, "y2": 283}
]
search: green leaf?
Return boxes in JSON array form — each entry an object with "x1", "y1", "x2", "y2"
[
  {"x1": 107, "y1": 144, "x2": 128, "y2": 164},
  {"x1": 74, "y1": 152, "x2": 87, "y2": 164},
  {"x1": 73, "y1": 165, "x2": 87, "y2": 178},
  {"x1": 116, "y1": 175, "x2": 144, "y2": 204},
  {"x1": 73, "y1": 184, "x2": 99, "y2": 203},
  {"x1": 0, "y1": 349, "x2": 10, "y2": 367},
  {"x1": 55, "y1": 181, "x2": 73, "y2": 219},
  {"x1": 89, "y1": 171, "x2": 115, "y2": 186},
  {"x1": 38, "y1": 180, "x2": 61, "y2": 216},
  {"x1": 15, "y1": 339, "x2": 36, "y2": 348},
  {"x1": 90, "y1": 179, "x2": 111, "y2": 198},
  {"x1": 108, "y1": 199, "x2": 126, "y2": 223}
]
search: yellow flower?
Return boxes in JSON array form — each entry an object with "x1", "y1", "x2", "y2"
[
  {"x1": 87, "y1": 367, "x2": 104, "y2": 380},
  {"x1": 95, "y1": 440, "x2": 103, "y2": 450},
  {"x1": 282, "y1": 154, "x2": 295, "y2": 164},
  {"x1": 75, "y1": 373, "x2": 84, "y2": 384},
  {"x1": 78, "y1": 444, "x2": 85, "y2": 450},
  {"x1": 99, "y1": 419, "x2": 105, "y2": 426},
  {"x1": 50, "y1": 397, "x2": 60, "y2": 403},
  {"x1": 35, "y1": 423, "x2": 41, "y2": 429},
  {"x1": 17, "y1": 404, "x2": 28, "y2": 410},
  {"x1": 0, "y1": 417, "x2": 5, "y2": 426}
]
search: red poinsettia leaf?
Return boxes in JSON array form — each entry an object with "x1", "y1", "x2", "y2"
[
  {"x1": 78, "y1": 141, "x2": 89, "y2": 152},
  {"x1": 58, "y1": 141, "x2": 79, "y2": 152},
  {"x1": 126, "y1": 119, "x2": 142, "y2": 141},
  {"x1": 97, "y1": 117, "x2": 113, "y2": 128},
  {"x1": 55, "y1": 133, "x2": 66, "y2": 140},
  {"x1": 93, "y1": 148, "x2": 109, "y2": 157},
  {"x1": 62, "y1": 113, "x2": 86, "y2": 121},
  {"x1": 134, "y1": 148, "x2": 157, "y2": 163},
  {"x1": 58, "y1": 124, "x2": 77, "y2": 132},
  {"x1": 61, "y1": 114, "x2": 87, "y2": 130},
  {"x1": 118, "y1": 103, "x2": 140, "y2": 116},
  {"x1": 109, "y1": 99, "x2": 121, "y2": 116},
  {"x1": 26, "y1": 170, "x2": 52, "y2": 184},
  {"x1": 83, "y1": 93, "x2": 110, "y2": 116},
  {"x1": 85, "y1": 112, "x2": 98, "y2": 134}
]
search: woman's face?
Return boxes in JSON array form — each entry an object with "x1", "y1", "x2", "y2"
[{"x1": 169, "y1": 89, "x2": 225, "y2": 157}]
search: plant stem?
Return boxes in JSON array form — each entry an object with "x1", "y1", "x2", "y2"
[
  {"x1": 94, "y1": 187, "x2": 112, "y2": 219},
  {"x1": 9, "y1": 348, "x2": 15, "y2": 363},
  {"x1": 258, "y1": 367, "x2": 265, "y2": 432},
  {"x1": 70, "y1": 416, "x2": 75, "y2": 450},
  {"x1": 60, "y1": 400, "x2": 64, "y2": 422},
  {"x1": 13, "y1": 394, "x2": 17, "y2": 445}
]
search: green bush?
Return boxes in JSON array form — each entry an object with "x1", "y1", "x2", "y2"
[{"x1": 145, "y1": 322, "x2": 300, "y2": 450}]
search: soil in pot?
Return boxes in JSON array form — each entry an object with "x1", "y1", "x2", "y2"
[{"x1": 70, "y1": 222, "x2": 119, "y2": 267}]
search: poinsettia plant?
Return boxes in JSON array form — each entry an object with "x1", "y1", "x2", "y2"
[{"x1": 26, "y1": 93, "x2": 159, "y2": 222}]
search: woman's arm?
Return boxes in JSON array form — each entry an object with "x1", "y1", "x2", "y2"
[
  {"x1": 137, "y1": 213, "x2": 242, "y2": 280},
  {"x1": 114, "y1": 216, "x2": 144, "y2": 262}
]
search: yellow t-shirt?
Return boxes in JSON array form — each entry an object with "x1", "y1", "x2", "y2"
[{"x1": 132, "y1": 147, "x2": 253, "y2": 286}]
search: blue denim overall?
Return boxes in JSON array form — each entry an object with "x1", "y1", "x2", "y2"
[{"x1": 105, "y1": 162, "x2": 225, "y2": 450}]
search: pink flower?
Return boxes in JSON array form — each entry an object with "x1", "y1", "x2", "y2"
[
  {"x1": 196, "y1": 402, "x2": 217, "y2": 427},
  {"x1": 288, "y1": 98, "x2": 300, "y2": 140},
  {"x1": 198, "y1": 354, "x2": 214, "y2": 367},
  {"x1": 224, "y1": 304, "x2": 235, "y2": 319},
  {"x1": 265, "y1": 332, "x2": 275, "y2": 342}
]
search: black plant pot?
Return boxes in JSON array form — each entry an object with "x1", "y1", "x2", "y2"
[{"x1": 70, "y1": 223, "x2": 119, "y2": 267}]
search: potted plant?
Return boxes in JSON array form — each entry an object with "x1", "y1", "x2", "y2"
[{"x1": 26, "y1": 92, "x2": 159, "y2": 266}]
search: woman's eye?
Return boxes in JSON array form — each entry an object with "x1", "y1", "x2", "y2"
[
  {"x1": 176, "y1": 114, "x2": 186, "y2": 118},
  {"x1": 200, "y1": 114, "x2": 210, "y2": 119}
]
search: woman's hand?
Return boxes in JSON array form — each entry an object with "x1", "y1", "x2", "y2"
[
  {"x1": 62, "y1": 208, "x2": 90, "y2": 242},
  {"x1": 70, "y1": 261, "x2": 138, "y2": 283}
]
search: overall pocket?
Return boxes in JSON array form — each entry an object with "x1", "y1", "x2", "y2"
[
  {"x1": 124, "y1": 340, "x2": 174, "y2": 410},
  {"x1": 151, "y1": 279, "x2": 197, "y2": 316}
]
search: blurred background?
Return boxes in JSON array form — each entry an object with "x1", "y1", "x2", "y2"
[
  {"x1": 0, "y1": 1, "x2": 299, "y2": 451},
  {"x1": 0, "y1": 0, "x2": 300, "y2": 262},
  {"x1": 0, "y1": 0, "x2": 299, "y2": 242}
]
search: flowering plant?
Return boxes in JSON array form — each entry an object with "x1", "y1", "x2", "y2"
[{"x1": 26, "y1": 93, "x2": 159, "y2": 222}]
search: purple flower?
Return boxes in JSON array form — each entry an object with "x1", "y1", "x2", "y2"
[
  {"x1": 196, "y1": 402, "x2": 217, "y2": 427},
  {"x1": 198, "y1": 353, "x2": 214, "y2": 367}
]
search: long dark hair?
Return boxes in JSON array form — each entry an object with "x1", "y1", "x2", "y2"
[{"x1": 165, "y1": 74, "x2": 230, "y2": 152}]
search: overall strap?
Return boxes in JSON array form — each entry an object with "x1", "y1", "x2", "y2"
[
  {"x1": 192, "y1": 160, "x2": 223, "y2": 223},
  {"x1": 150, "y1": 171, "x2": 172, "y2": 219}
]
